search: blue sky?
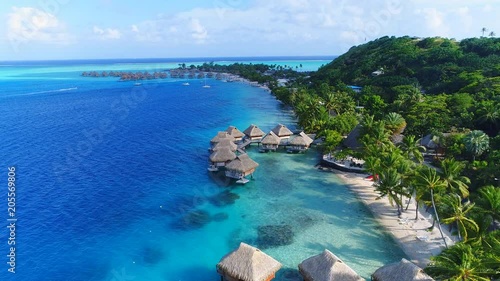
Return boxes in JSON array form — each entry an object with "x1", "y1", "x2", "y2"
[{"x1": 0, "y1": 0, "x2": 498, "y2": 60}]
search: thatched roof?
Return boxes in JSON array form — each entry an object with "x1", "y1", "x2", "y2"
[
  {"x1": 372, "y1": 259, "x2": 434, "y2": 281},
  {"x1": 227, "y1": 126, "x2": 245, "y2": 139},
  {"x1": 390, "y1": 134, "x2": 404, "y2": 145},
  {"x1": 217, "y1": 242, "x2": 281, "y2": 281},
  {"x1": 289, "y1": 132, "x2": 314, "y2": 146},
  {"x1": 343, "y1": 124, "x2": 362, "y2": 149},
  {"x1": 243, "y1": 124, "x2": 265, "y2": 138},
  {"x1": 261, "y1": 131, "x2": 281, "y2": 145},
  {"x1": 272, "y1": 124, "x2": 293, "y2": 137},
  {"x1": 211, "y1": 131, "x2": 236, "y2": 144},
  {"x1": 299, "y1": 250, "x2": 364, "y2": 281},
  {"x1": 225, "y1": 154, "x2": 259, "y2": 173},
  {"x1": 213, "y1": 139, "x2": 237, "y2": 152},
  {"x1": 209, "y1": 147, "x2": 237, "y2": 163}
]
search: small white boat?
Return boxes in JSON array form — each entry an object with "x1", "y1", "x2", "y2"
[
  {"x1": 203, "y1": 85, "x2": 211, "y2": 88},
  {"x1": 182, "y1": 82, "x2": 190, "y2": 86},
  {"x1": 236, "y1": 178, "x2": 250, "y2": 184},
  {"x1": 134, "y1": 82, "x2": 142, "y2": 86},
  {"x1": 207, "y1": 165, "x2": 218, "y2": 172}
]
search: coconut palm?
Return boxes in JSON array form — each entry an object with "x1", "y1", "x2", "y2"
[
  {"x1": 415, "y1": 166, "x2": 449, "y2": 247},
  {"x1": 375, "y1": 168, "x2": 407, "y2": 216},
  {"x1": 489, "y1": 31, "x2": 496, "y2": 37},
  {"x1": 476, "y1": 185, "x2": 500, "y2": 223},
  {"x1": 439, "y1": 158, "x2": 471, "y2": 198},
  {"x1": 425, "y1": 243, "x2": 492, "y2": 280},
  {"x1": 440, "y1": 194, "x2": 479, "y2": 241},
  {"x1": 477, "y1": 101, "x2": 499, "y2": 133},
  {"x1": 384, "y1": 112, "x2": 407, "y2": 135},
  {"x1": 482, "y1": 27, "x2": 488, "y2": 37},
  {"x1": 463, "y1": 130, "x2": 490, "y2": 161},
  {"x1": 399, "y1": 135, "x2": 426, "y2": 163}
]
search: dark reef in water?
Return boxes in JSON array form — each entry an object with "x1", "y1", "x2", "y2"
[
  {"x1": 209, "y1": 190, "x2": 240, "y2": 207},
  {"x1": 257, "y1": 225, "x2": 294, "y2": 249},
  {"x1": 171, "y1": 210, "x2": 211, "y2": 230}
]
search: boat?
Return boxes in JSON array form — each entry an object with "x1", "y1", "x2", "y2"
[
  {"x1": 236, "y1": 178, "x2": 250, "y2": 184},
  {"x1": 134, "y1": 82, "x2": 142, "y2": 86},
  {"x1": 182, "y1": 82, "x2": 190, "y2": 86},
  {"x1": 207, "y1": 165, "x2": 219, "y2": 172},
  {"x1": 203, "y1": 78, "x2": 211, "y2": 88}
]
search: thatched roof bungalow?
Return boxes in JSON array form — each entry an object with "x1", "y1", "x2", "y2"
[
  {"x1": 243, "y1": 124, "x2": 265, "y2": 142},
  {"x1": 227, "y1": 126, "x2": 245, "y2": 141},
  {"x1": 211, "y1": 132, "x2": 236, "y2": 148},
  {"x1": 213, "y1": 139, "x2": 238, "y2": 152},
  {"x1": 217, "y1": 242, "x2": 281, "y2": 281},
  {"x1": 371, "y1": 259, "x2": 434, "y2": 281},
  {"x1": 225, "y1": 154, "x2": 259, "y2": 180},
  {"x1": 288, "y1": 132, "x2": 314, "y2": 152},
  {"x1": 271, "y1": 124, "x2": 293, "y2": 139},
  {"x1": 209, "y1": 147, "x2": 237, "y2": 167},
  {"x1": 343, "y1": 124, "x2": 362, "y2": 150},
  {"x1": 260, "y1": 131, "x2": 281, "y2": 152},
  {"x1": 298, "y1": 249, "x2": 364, "y2": 281}
]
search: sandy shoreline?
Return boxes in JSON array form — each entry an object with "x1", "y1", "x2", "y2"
[{"x1": 328, "y1": 168, "x2": 457, "y2": 268}]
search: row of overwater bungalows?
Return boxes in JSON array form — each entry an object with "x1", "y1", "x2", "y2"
[
  {"x1": 208, "y1": 124, "x2": 315, "y2": 183},
  {"x1": 217, "y1": 242, "x2": 435, "y2": 281}
]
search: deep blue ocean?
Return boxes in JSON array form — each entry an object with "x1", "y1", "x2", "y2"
[{"x1": 0, "y1": 57, "x2": 405, "y2": 281}]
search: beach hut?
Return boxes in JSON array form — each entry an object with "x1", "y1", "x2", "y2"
[
  {"x1": 208, "y1": 147, "x2": 237, "y2": 172},
  {"x1": 226, "y1": 126, "x2": 245, "y2": 142},
  {"x1": 288, "y1": 132, "x2": 314, "y2": 153},
  {"x1": 271, "y1": 124, "x2": 293, "y2": 139},
  {"x1": 217, "y1": 242, "x2": 281, "y2": 281},
  {"x1": 225, "y1": 154, "x2": 259, "y2": 184},
  {"x1": 343, "y1": 124, "x2": 362, "y2": 150},
  {"x1": 371, "y1": 259, "x2": 434, "y2": 281},
  {"x1": 298, "y1": 249, "x2": 364, "y2": 281},
  {"x1": 260, "y1": 131, "x2": 281, "y2": 152},
  {"x1": 243, "y1": 124, "x2": 265, "y2": 142},
  {"x1": 212, "y1": 139, "x2": 238, "y2": 152},
  {"x1": 211, "y1": 131, "x2": 236, "y2": 148}
]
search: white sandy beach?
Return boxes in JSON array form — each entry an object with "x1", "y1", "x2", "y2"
[{"x1": 330, "y1": 169, "x2": 457, "y2": 268}]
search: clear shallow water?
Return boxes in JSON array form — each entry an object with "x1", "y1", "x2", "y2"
[{"x1": 0, "y1": 59, "x2": 404, "y2": 281}]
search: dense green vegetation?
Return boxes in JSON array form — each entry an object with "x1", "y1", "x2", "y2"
[{"x1": 271, "y1": 36, "x2": 499, "y2": 280}]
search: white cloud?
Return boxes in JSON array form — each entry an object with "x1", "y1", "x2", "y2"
[
  {"x1": 6, "y1": 6, "x2": 72, "y2": 44},
  {"x1": 131, "y1": 24, "x2": 139, "y2": 33},
  {"x1": 190, "y1": 18, "x2": 208, "y2": 44},
  {"x1": 93, "y1": 26, "x2": 121, "y2": 40}
]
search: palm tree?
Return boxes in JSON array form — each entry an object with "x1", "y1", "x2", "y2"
[
  {"x1": 489, "y1": 31, "x2": 496, "y2": 37},
  {"x1": 463, "y1": 130, "x2": 490, "y2": 161},
  {"x1": 439, "y1": 158, "x2": 471, "y2": 198},
  {"x1": 482, "y1": 27, "x2": 488, "y2": 37},
  {"x1": 398, "y1": 135, "x2": 426, "y2": 163},
  {"x1": 440, "y1": 194, "x2": 479, "y2": 241},
  {"x1": 476, "y1": 185, "x2": 500, "y2": 223},
  {"x1": 415, "y1": 166, "x2": 449, "y2": 247},
  {"x1": 375, "y1": 168, "x2": 406, "y2": 216},
  {"x1": 425, "y1": 243, "x2": 492, "y2": 280},
  {"x1": 477, "y1": 101, "x2": 499, "y2": 133},
  {"x1": 384, "y1": 112, "x2": 407, "y2": 135}
]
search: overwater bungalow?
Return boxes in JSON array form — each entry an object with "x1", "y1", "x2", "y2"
[
  {"x1": 288, "y1": 132, "x2": 314, "y2": 153},
  {"x1": 298, "y1": 249, "x2": 364, "y2": 281},
  {"x1": 212, "y1": 139, "x2": 238, "y2": 152},
  {"x1": 271, "y1": 124, "x2": 293, "y2": 139},
  {"x1": 260, "y1": 131, "x2": 281, "y2": 152},
  {"x1": 208, "y1": 147, "x2": 237, "y2": 172},
  {"x1": 216, "y1": 242, "x2": 281, "y2": 281},
  {"x1": 226, "y1": 126, "x2": 245, "y2": 142},
  {"x1": 243, "y1": 124, "x2": 265, "y2": 143},
  {"x1": 371, "y1": 259, "x2": 434, "y2": 281},
  {"x1": 225, "y1": 154, "x2": 259, "y2": 184},
  {"x1": 211, "y1": 132, "x2": 236, "y2": 148}
]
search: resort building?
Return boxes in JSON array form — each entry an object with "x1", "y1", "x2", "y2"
[
  {"x1": 212, "y1": 139, "x2": 238, "y2": 152},
  {"x1": 260, "y1": 131, "x2": 281, "y2": 152},
  {"x1": 271, "y1": 124, "x2": 293, "y2": 139},
  {"x1": 298, "y1": 249, "x2": 364, "y2": 281},
  {"x1": 371, "y1": 259, "x2": 434, "y2": 281},
  {"x1": 288, "y1": 132, "x2": 314, "y2": 153},
  {"x1": 243, "y1": 124, "x2": 265, "y2": 142},
  {"x1": 209, "y1": 147, "x2": 237, "y2": 171},
  {"x1": 225, "y1": 154, "x2": 259, "y2": 184},
  {"x1": 348, "y1": 85, "x2": 363, "y2": 93},
  {"x1": 343, "y1": 124, "x2": 362, "y2": 150},
  {"x1": 226, "y1": 126, "x2": 245, "y2": 142},
  {"x1": 217, "y1": 242, "x2": 281, "y2": 281},
  {"x1": 211, "y1": 132, "x2": 236, "y2": 148}
]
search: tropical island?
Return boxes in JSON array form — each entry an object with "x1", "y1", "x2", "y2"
[{"x1": 208, "y1": 36, "x2": 499, "y2": 280}]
